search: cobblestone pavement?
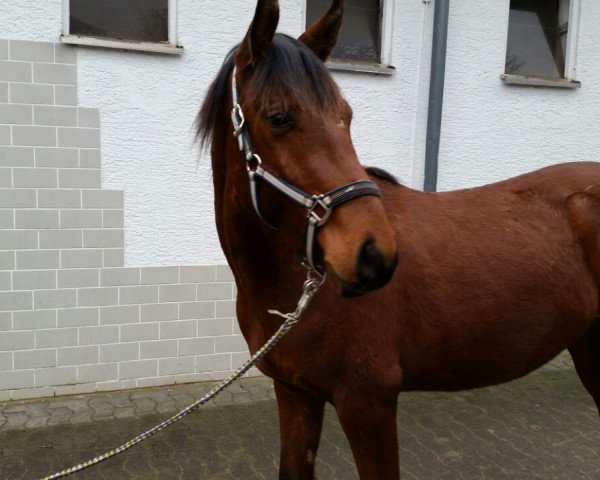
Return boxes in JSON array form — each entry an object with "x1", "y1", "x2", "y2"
[{"x1": 0, "y1": 354, "x2": 599, "y2": 479}]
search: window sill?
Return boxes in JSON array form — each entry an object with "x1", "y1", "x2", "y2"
[
  {"x1": 501, "y1": 74, "x2": 580, "y2": 89},
  {"x1": 327, "y1": 61, "x2": 395, "y2": 76},
  {"x1": 60, "y1": 35, "x2": 184, "y2": 55}
]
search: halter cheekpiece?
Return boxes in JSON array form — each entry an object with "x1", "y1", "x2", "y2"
[{"x1": 230, "y1": 66, "x2": 382, "y2": 275}]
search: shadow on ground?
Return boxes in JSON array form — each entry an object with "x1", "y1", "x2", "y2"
[{"x1": 1, "y1": 367, "x2": 599, "y2": 479}]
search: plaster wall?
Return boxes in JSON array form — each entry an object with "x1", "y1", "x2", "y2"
[
  {"x1": 4, "y1": 0, "x2": 600, "y2": 260},
  {"x1": 437, "y1": 0, "x2": 600, "y2": 191},
  {"x1": 1, "y1": 0, "x2": 427, "y2": 266}
]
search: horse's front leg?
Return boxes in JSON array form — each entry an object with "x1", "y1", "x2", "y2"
[
  {"x1": 274, "y1": 380, "x2": 326, "y2": 480},
  {"x1": 334, "y1": 392, "x2": 400, "y2": 479}
]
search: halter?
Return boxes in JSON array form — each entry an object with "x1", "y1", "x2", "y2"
[{"x1": 230, "y1": 66, "x2": 382, "y2": 275}]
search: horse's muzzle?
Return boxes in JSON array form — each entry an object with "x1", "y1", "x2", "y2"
[{"x1": 339, "y1": 239, "x2": 399, "y2": 297}]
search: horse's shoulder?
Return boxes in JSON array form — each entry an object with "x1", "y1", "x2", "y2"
[
  {"x1": 566, "y1": 185, "x2": 600, "y2": 285},
  {"x1": 567, "y1": 186, "x2": 600, "y2": 227}
]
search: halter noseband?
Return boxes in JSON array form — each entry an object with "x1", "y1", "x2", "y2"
[{"x1": 230, "y1": 66, "x2": 382, "y2": 275}]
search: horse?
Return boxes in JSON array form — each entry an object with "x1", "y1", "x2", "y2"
[{"x1": 197, "y1": 0, "x2": 600, "y2": 478}]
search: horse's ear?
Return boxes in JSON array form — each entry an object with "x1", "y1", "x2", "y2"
[
  {"x1": 236, "y1": 0, "x2": 280, "y2": 69},
  {"x1": 299, "y1": 0, "x2": 344, "y2": 61}
]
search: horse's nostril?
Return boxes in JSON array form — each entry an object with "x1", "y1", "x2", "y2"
[
  {"x1": 357, "y1": 239, "x2": 386, "y2": 281},
  {"x1": 340, "y1": 239, "x2": 398, "y2": 297}
]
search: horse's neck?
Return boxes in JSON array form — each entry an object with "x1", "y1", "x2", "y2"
[
  {"x1": 212, "y1": 147, "x2": 301, "y2": 303},
  {"x1": 215, "y1": 184, "x2": 306, "y2": 350}
]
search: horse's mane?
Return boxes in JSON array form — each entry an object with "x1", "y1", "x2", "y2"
[
  {"x1": 365, "y1": 166, "x2": 400, "y2": 185},
  {"x1": 196, "y1": 34, "x2": 344, "y2": 150}
]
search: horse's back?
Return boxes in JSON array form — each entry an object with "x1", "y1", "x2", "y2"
[{"x1": 495, "y1": 161, "x2": 600, "y2": 198}]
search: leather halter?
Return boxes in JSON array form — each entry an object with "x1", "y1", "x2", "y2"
[{"x1": 230, "y1": 66, "x2": 382, "y2": 275}]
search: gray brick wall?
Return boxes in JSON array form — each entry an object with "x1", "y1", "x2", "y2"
[{"x1": 0, "y1": 39, "x2": 250, "y2": 402}]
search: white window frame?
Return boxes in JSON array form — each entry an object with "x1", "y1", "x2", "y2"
[
  {"x1": 60, "y1": 0, "x2": 183, "y2": 55},
  {"x1": 563, "y1": 0, "x2": 581, "y2": 81},
  {"x1": 302, "y1": 0, "x2": 396, "y2": 75},
  {"x1": 502, "y1": 0, "x2": 581, "y2": 88}
]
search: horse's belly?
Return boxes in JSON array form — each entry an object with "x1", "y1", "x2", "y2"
[
  {"x1": 402, "y1": 340, "x2": 569, "y2": 392},
  {"x1": 400, "y1": 281, "x2": 597, "y2": 391}
]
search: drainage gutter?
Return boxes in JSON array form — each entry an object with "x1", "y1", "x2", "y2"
[{"x1": 423, "y1": 0, "x2": 450, "y2": 192}]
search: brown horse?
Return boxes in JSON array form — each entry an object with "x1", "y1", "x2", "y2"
[{"x1": 197, "y1": 1, "x2": 600, "y2": 478}]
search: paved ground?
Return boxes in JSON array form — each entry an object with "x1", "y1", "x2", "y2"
[{"x1": 0, "y1": 354, "x2": 599, "y2": 480}]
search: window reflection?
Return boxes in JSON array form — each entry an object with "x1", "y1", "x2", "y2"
[
  {"x1": 306, "y1": 0, "x2": 382, "y2": 63},
  {"x1": 505, "y1": 0, "x2": 569, "y2": 79},
  {"x1": 70, "y1": 0, "x2": 168, "y2": 43}
]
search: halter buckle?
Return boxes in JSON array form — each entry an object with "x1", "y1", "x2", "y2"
[{"x1": 308, "y1": 197, "x2": 333, "y2": 226}]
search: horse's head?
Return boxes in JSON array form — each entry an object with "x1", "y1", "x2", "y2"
[{"x1": 199, "y1": 0, "x2": 398, "y2": 297}]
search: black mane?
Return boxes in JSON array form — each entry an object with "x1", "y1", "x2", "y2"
[
  {"x1": 196, "y1": 33, "x2": 343, "y2": 150},
  {"x1": 365, "y1": 166, "x2": 400, "y2": 185}
]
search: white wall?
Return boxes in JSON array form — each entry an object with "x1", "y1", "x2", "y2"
[
  {"x1": 438, "y1": 0, "x2": 600, "y2": 191},
  {"x1": 3, "y1": 0, "x2": 600, "y2": 262},
  {"x1": 0, "y1": 0, "x2": 427, "y2": 266}
]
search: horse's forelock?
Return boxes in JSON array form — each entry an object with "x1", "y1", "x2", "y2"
[
  {"x1": 196, "y1": 34, "x2": 343, "y2": 150},
  {"x1": 245, "y1": 34, "x2": 343, "y2": 114}
]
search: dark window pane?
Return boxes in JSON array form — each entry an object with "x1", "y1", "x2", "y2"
[
  {"x1": 505, "y1": 0, "x2": 568, "y2": 78},
  {"x1": 307, "y1": 0, "x2": 381, "y2": 63},
  {"x1": 70, "y1": 0, "x2": 169, "y2": 43}
]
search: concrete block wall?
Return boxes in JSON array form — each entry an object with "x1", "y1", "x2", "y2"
[{"x1": 0, "y1": 39, "x2": 251, "y2": 401}]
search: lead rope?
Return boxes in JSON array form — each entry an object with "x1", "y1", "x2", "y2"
[{"x1": 39, "y1": 274, "x2": 324, "y2": 480}]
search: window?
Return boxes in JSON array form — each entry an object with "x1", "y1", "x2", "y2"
[
  {"x1": 305, "y1": 0, "x2": 394, "y2": 73},
  {"x1": 504, "y1": 0, "x2": 580, "y2": 85},
  {"x1": 61, "y1": 0, "x2": 182, "y2": 54}
]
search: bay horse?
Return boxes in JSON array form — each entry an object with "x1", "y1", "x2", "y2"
[{"x1": 197, "y1": 0, "x2": 600, "y2": 478}]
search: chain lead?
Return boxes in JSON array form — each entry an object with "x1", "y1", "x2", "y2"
[{"x1": 39, "y1": 275, "x2": 324, "y2": 480}]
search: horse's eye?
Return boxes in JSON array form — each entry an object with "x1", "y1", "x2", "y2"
[{"x1": 267, "y1": 112, "x2": 295, "y2": 130}]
